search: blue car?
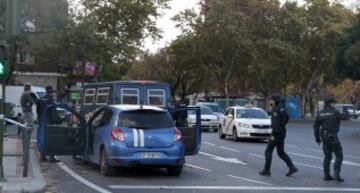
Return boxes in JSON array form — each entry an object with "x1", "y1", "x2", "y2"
[{"x1": 40, "y1": 104, "x2": 201, "y2": 176}]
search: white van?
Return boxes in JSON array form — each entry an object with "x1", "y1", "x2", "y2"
[{"x1": 0, "y1": 85, "x2": 46, "y2": 121}]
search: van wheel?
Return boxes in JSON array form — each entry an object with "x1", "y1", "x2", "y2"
[
  {"x1": 233, "y1": 127, "x2": 239, "y2": 142},
  {"x1": 219, "y1": 126, "x2": 225, "y2": 139},
  {"x1": 100, "y1": 149, "x2": 113, "y2": 176},
  {"x1": 167, "y1": 165, "x2": 183, "y2": 176}
]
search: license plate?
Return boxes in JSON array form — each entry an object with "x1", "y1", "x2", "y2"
[
  {"x1": 257, "y1": 129, "x2": 270, "y2": 134},
  {"x1": 140, "y1": 152, "x2": 161, "y2": 159}
]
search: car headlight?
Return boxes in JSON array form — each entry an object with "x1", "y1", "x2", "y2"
[{"x1": 239, "y1": 123, "x2": 252, "y2": 128}]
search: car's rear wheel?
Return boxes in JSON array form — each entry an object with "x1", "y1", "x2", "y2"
[
  {"x1": 167, "y1": 165, "x2": 183, "y2": 176},
  {"x1": 100, "y1": 149, "x2": 113, "y2": 176},
  {"x1": 219, "y1": 125, "x2": 225, "y2": 139},
  {"x1": 233, "y1": 127, "x2": 239, "y2": 141}
]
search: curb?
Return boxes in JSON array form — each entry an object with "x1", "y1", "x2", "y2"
[{"x1": 0, "y1": 148, "x2": 46, "y2": 193}]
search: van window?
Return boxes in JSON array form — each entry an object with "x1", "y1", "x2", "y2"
[
  {"x1": 96, "y1": 87, "x2": 110, "y2": 105},
  {"x1": 84, "y1": 89, "x2": 96, "y2": 105},
  {"x1": 121, "y1": 88, "x2": 139, "y2": 105},
  {"x1": 148, "y1": 89, "x2": 165, "y2": 107}
]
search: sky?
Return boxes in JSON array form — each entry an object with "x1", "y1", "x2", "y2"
[{"x1": 70, "y1": 0, "x2": 359, "y2": 53}]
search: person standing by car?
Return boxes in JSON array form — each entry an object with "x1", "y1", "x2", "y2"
[
  {"x1": 37, "y1": 86, "x2": 60, "y2": 163},
  {"x1": 259, "y1": 95, "x2": 298, "y2": 177},
  {"x1": 19, "y1": 85, "x2": 34, "y2": 136},
  {"x1": 313, "y1": 96, "x2": 349, "y2": 182},
  {"x1": 172, "y1": 93, "x2": 188, "y2": 127}
]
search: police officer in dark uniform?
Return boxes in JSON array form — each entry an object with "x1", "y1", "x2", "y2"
[
  {"x1": 313, "y1": 96, "x2": 349, "y2": 182},
  {"x1": 172, "y1": 94, "x2": 188, "y2": 127},
  {"x1": 259, "y1": 95, "x2": 298, "y2": 177}
]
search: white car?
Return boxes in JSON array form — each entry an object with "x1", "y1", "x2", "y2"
[
  {"x1": 188, "y1": 106, "x2": 219, "y2": 132},
  {"x1": 219, "y1": 106, "x2": 271, "y2": 140}
]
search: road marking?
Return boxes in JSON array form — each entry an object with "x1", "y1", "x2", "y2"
[
  {"x1": 289, "y1": 152, "x2": 360, "y2": 167},
  {"x1": 108, "y1": 185, "x2": 360, "y2": 191},
  {"x1": 247, "y1": 153, "x2": 322, "y2": 170},
  {"x1": 185, "y1": 163, "x2": 211, "y2": 172},
  {"x1": 219, "y1": 146, "x2": 240, "y2": 153},
  {"x1": 57, "y1": 162, "x2": 112, "y2": 193},
  {"x1": 306, "y1": 148, "x2": 360, "y2": 160},
  {"x1": 204, "y1": 141, "x2": 215, "y2": 146},
  {"x1": 200, "y1": 152, "x2": 246, "y2": 165},
  {"x1": 227, "y1": 175, "x2": 273, "y2": 186},
  {"x1": 286, "y1": 144, "x2": 299, "y2": 148}
]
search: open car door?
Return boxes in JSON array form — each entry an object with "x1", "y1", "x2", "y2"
[
  {"x1": 170, "y1": 106, "x2": 201, "y2": 156},
  {"x1": 41, "y1": 104, "x2": 87, "y2": 155}
]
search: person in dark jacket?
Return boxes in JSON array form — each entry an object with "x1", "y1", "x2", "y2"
[
  {"x1": 37, "y1": 86, "x2": 60, "y2": 163},
  {"x1": 19, "y1": 85, "x2": 34, "y2": 136},
  {"x1": 313, "y1": 96, "x2": 349, "y2": 182},
  {"x1": 259, "y1": 95, "x2": 298, "y2": 177},
  {"x1": 172, "y1": 94, "x2": 188, "y2": 127}
]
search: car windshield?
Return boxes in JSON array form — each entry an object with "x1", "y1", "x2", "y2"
[
  {"x1": 36, "y1": 92, "x2": 46, "y2": 98},
  {"x1": 203, "y1": 104, "x2": 221, "y2": 113},
  {"x1": 236, "y1": 109, "x2": 269, "y2": 119},
  {"x1": 118, "y1": 110, "x2": 175, "y2": 129},
  {"x1": 344, "y1": 105, "x2": 354, "y2": 111},
  {"x1": 201, "y1": 106, "x2": 215, "y2": 115}
]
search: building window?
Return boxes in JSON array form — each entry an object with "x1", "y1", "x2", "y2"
[
  {"x1": 16, "y1": 51, "x2": 34, "y2": 65},
  {"x1": 121, "y1": 88, "x2": 139, "y2": 105},
  {"x1": 96, "y1": 87, "x2": 110, "y2": 105},
  {"x1": 84, "y1": 89, "x2": 96, "y2": 105},
  {"x1": 148, "y1": 89, "x2": 165, "y2": 107}
]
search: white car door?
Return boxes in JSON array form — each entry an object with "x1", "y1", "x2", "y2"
[{"x1": 222, "y1": 108, "x2": 235, "y2": 135}]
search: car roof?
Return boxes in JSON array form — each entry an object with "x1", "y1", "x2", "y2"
[
  {"x1": 109, "y1": 105, "x2": 166, "y2": 112},
  {"x1": 197, "y1": 102, "x2": 219, "y2": 105},
  {"x1": 228, "y1": 106, "x2": 263, "y2": 110}
]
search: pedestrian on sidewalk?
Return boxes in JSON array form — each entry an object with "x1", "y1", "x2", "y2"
[
  {"x1": 313, "y1": 96, "x2": 350, "y2": 182},
  {"x1": 37, "y1": 85, "x2": 60, "y2": 163},
  {"x1": 259, "y1": 95, "x2": 298, "y2": 177},
  {"x1": 19, "y1": 85, "x2": 34, "y2": 136}
]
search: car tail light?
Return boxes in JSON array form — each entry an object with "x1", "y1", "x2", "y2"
[
  {"x1": 174, "y1": 128, "x2": 182, "y2": 142},
  {"x1": 111, "y1": 128, "x2": 125, "y2": 142}
]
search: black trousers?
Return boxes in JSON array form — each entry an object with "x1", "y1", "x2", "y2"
[
  {"x1": 264, "y1": 135, "x2": 295, "y2": 171},
  {"x1": 322, "y1": 135, "x2": 343, "y2": 172}
]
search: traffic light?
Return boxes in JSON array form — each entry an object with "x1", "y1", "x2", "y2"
[{"x1": 0, "y1": 46, "x2": 8, "y2": 78}]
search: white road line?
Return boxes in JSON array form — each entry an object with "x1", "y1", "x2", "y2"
[
  {"x1": 289, "y1": 152, "x2": 360, "y2": 167},
  {"x1": 185, "y1": 163, "x2": 211, "y2": 172},
  {"x1": 227, "y1": 175, "x2": 273, "y2": 186},
  {"x1": 305, "y1": 148, "x2": 360, "y2": 160},
  {"x1": 204, "y1": 141, "x2": 216, "y2": 146},
  {"x1": 200, "y1": 152, "x2": 246, "y2": 165},
  {"x1": 219, "y1": 146, "x2": 240, "y2": 153},
  {"x1": 108, "y1": 185, "x2": 360, "y2": 191},
  {"x1": 247, "y1": 153, "x2": 322, "y2": 170},
  {"x1": 286, "y1": 144, "x2": 299, "y2": 148},
  {"x1": 57, "y1": 162, "x2": 112, "y2": 193}
]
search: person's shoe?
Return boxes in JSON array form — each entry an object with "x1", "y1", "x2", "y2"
[
  {"x1": 259, "y1": 170, "x2": 271, "y2": 176},
  {"x1": 286, "y1": 167, "x2": 298, "y2": 177},
  {"x1": 40, "y1": 155, "x2": 48, "y2": 162},
  {"x1": 334, "y1": 170, "x2": 344, "y2": 182},
  {"x1": 323, "y1": 175, "x2": 334, "y2": 181},
  {"x1": 49, "y1": 156, "x2": 60, "y2": 163}
]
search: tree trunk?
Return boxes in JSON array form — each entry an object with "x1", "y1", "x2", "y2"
[{"x1": 225, "y1": 81, "x2": 230, "y2": 108}]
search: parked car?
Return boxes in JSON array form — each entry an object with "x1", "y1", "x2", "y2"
[
  {"x1": 196, "y1": 102, "x2": 223, "y2": 118},
  {"x1": 41, "y1": 104, "x2": 202, "y2": 176},
  {"x1": 219, "y1": 106, "x2": 271, "y2": 140},
  {"x1": 188, "y1": 105, "x2": 219, "y2": 132}
]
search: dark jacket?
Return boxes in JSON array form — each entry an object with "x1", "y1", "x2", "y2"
[
  {"x1": 313, "y1": 105, "x2": 349, "y2": 142},
  {"x1": 20, "y1": 92, "x2": 34, "y2": 113},
  {"x1": 270, "y1": 105, "x2": 289, "y2": 137}
]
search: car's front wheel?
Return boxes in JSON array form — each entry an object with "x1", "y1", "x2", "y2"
[
  {"x1": 167, "y1": 165, "x2": 183, "y2": 176},
  {"x1": 219, "y1": 125, "x2": 225, "y2": 139},
  {"x1": 233, "y1": 127, "x2": 239, "y2": 141},
  {"x1": 100, "y1": 149, "x2": 113, "y2": 176}
]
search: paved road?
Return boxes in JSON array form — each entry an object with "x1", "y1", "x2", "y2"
[{"x1": 35, "y1": 120, "x2": 360, "y2": 193}]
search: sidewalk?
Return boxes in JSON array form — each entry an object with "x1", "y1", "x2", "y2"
[{"x1": 0, "y1": 137, "x2": 46, "y2": 193}]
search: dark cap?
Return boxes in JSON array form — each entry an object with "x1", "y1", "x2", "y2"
[
  {"x1": 46, "y1": 86, "x2": 54, "y2": 93},
  {"x1": 324, "y1": 96, "x2": 336, "y2": 104}
]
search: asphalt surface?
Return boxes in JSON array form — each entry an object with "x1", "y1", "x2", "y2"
[{"x1": 10, "y1": 120, "x2": 360, "y2": 193}]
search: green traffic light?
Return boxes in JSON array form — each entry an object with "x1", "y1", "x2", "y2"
[{"x1": 0, "y1": 62, "x2": 4, "y2": 75}]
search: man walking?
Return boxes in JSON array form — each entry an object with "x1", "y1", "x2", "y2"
[
  {"x1": 19, "y1": 85, "x2": 34, "y2": 136},
  {"x1": 259, "y1": 95, "x2": 298, "y2": 177},
  {"x1": 313, "y1": 96, "x2": 349, "y2": 182}
]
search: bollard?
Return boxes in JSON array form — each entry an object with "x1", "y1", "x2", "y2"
[{"x1": 22, "y1": 126, "x2": 32, "y2": 177}]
